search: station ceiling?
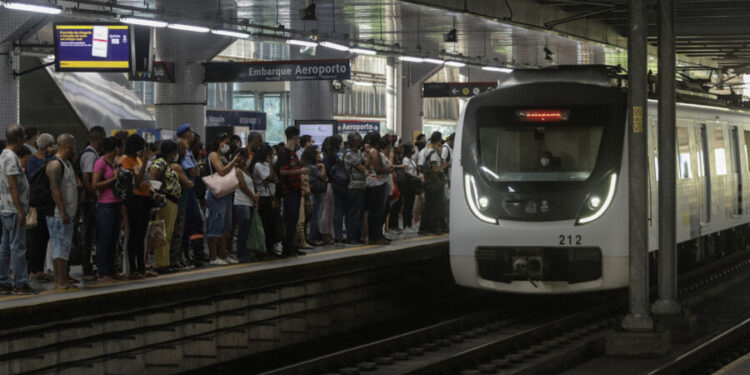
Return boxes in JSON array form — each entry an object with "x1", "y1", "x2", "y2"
[{"x1": 541, "y1": 0, "x2": 750, "y2": 70}]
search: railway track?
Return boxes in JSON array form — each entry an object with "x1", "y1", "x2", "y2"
[{"x1": 264, "y1": 250, "x2": 750, "y2": 375}]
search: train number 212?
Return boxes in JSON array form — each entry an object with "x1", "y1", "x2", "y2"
[{"x1": 559, "y1": 235, "x2": 582, "y2": 245}]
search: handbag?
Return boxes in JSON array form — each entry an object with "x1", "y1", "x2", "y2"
[
  {"x1": 202, "y1": 168, "x2": 239, "y2": 198},
  {"x1": 25, "y1": 207, "x2": 38, "y2": 228},
  {"x1": 245, "y1": 212, "x2": 267, "y2": 255}
]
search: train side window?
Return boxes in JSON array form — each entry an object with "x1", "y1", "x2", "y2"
[
  {"x1": 744, "y1": 130, "x2": 750, "y2": 173},
  {"x1": 715, "y1": 128, "x2": 728, "y2": 176},
  {"x1": 677, "y1": 127, "x2": 692, "y2": 179}
]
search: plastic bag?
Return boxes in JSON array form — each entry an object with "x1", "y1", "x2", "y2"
[
  {"x1": 146, "y1": 219, "x2": 166, "y2": 255},
  {"x1": 246, "y1": 214, "x2": 266, "y2": 255}
]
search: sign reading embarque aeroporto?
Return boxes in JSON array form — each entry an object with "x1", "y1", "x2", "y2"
[{"x1": 203, "y1": 59, "x2": 351, "y2": 82}]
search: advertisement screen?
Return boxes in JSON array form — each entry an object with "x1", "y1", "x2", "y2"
[
  {"x1": 298, "y1": 122, "x2": 336, "y2": 146},
  {"x1": 54, "y1": 23, "x2": 131, "y2": 72}
]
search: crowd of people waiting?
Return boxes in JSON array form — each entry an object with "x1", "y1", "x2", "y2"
[{"x1": 0, "y1": 123, "x2": 454, "y2": 294}]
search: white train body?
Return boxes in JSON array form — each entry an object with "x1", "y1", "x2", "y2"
[{"x1": 449, "y1": 67, "x2": 750, "y2": 294}]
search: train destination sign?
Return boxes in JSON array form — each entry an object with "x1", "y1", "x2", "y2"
[
  {"x1": 204, "y1": 59, "x2": 351, "y2": 82},
  {"x1": 422, "y1": 82, "x2": 497, "y2": 97}
]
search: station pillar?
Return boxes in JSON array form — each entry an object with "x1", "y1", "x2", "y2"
[
  {"x1": 0, "y1": 9, "x2": 35, "y2": 135},
  {"x1": 605, "y1": 0, "x2": 670, "y2": 357},
  {"x1": 289, "y1": 48, "x2": 336, "y2": 123},
  {"x1": 400, "y1": 62, "x2": 441, "y2": 142},
  {"x1": 153, "y1": 0, "x2": 235, "y2": 139}
]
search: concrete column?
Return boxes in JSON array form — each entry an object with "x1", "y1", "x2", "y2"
[
  {"x1": 289, "y1": 48, "x2": 337, "y2": 122},
  {"x1": 400, "y1": 62, "x2": 442, "y2": 141},
  {"x1": 653, "y1": 0, "x2": 682, "y2": 317},
  {"x1": 154, "y1": 0, "x2": 236, "y2": 139},
  {"x1": 0, "y1": 9, "x2": 34, "y2": 135},
  {"x1": 621, "y1": 0, "x2": 654, "y2": 333}
]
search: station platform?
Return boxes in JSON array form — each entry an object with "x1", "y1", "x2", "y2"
[
  {"x1": 0, "y1": 233, "x2": 448, "y2": 329},
  {"x1": 714, "y1": 353, "x2": 750, "y2": 375}
]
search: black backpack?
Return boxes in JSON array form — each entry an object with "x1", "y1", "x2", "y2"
[
  {"x1": 114, "y1": 168, "x2": 135, "y2": 200},
  {"x1": 330, "y1": 150, "x2": 350, "y2": 188},
  {"x1": 29, "y1": 158, "x2": 64, "y2": 216},
  {"x1": 309, "y1": 166, "x2": 327, "y2": 194},
  {"x1": 423, "y1": 149, "x2": 445, "y2": 195}
]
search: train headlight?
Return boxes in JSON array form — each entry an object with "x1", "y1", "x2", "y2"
[
  {"x1": 577, "y1": 173, "x2": 617, "y2": 225},
  {"x1": 464, "y1": 174, "x2": 498, "y2": 225},
  {"x1": 587, "y1": 195, "x2": 602, "y2": 210}
]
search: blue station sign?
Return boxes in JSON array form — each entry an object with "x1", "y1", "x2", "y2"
[
  {"x1": 204, "y1": 59, "x2": 351, "y2": 82},
  {"x1": 337, "y1": 120, "x2": 380, "y2": 135}
]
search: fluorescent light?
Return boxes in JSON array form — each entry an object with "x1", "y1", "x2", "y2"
[
  {"x1": 3, "y1": 2, "x2": 62, "y2": 14},
  {"x1": 320, "y1": 41, "x2": 349, "y2": 51},
  {"x1": 287, "y1": 39, "x2": 318, "y2": 47},
  {"x1": 445, "y1": 60, "x2": 466, "y2": 68},
  {"x1": 211, "y1": 29, "x2": 249, "y2": 38},
  {"x1": 167, "y1": 23, "x2": 210, "y2": 33},
  {"x1": 482, "y1": 66, "x2": 513, "y2": 73},
  {"x1": 120, "y1": 17, "x2": 168, "y2": 28},
  {"x1": 422, "y1": 58, "x2": 444, "y2": 65},
  {"x1": 353, "y1": 81, "x2": 374, "y2": 87},
  {"x1": 350, "y1": 47, "x2": 376, "y2": 55},
  {"x1": 399, "y1": 56, "x2": 424, "y2": 63}
]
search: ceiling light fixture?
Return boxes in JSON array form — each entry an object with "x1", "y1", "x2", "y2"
[
  {"x1": 482, "y1": 66, "x2": 513, "y2": 73},
  {"x1": 399, "y1": 56, "x2": 424, "y2": 63},
  {"x1": 3, "y1": 2, "x2": 62, "y2": 14},
  {"x1": 211, "y1": 29, "x2": 250, "y2": 38},
  {"x1": 168, "y1": 23, "x2": 210, "y2": 33},
  {"x1": 120, "y1": 17, "x2": 168, "y2": 28},
  {"x1": 353, "y1": 81, "x2": 374, "y2": 87},
  {"x1": 445, "y1": 60, "x2": 466, "y2": 68},
  {"x1": 422, "y1": 58, "x2": 444, "y2": 65},
  {"x1": 350, "y1": 47, "x2": 376, "y2": 55},
  {"x1": 286, "y1": 39, "x2": 318, "y2": 47},
  {"x1": 320, "y1": 41, "x2": 349, "y2": 51}
]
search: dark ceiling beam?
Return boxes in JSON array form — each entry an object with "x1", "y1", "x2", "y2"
[{"x1": 544, "y1": 6, "x2": 615, "y2": 28}]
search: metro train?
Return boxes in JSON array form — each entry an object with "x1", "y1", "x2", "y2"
[{"x1": 449, "y1": 65, "x2": 750, "y2": 294}]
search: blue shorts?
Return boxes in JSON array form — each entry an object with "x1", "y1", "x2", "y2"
[
  {"x1": 47, "y1": 216, "x2": 74, "y2": 261},
  {"x1": 206, "y1": 191, "x2": 233, "y2": 238}
]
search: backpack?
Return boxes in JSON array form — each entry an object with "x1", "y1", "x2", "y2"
[
  {"x1": 73, "y1": 148, "x2": 96, "y2": 180},
  {"x1": 114, "y1": 168, "x2": 135, "y2": 200},
  {"x1": 309, "y1": 166, "x2": 327, "y2": 194},
  {"x1": 330, "y1": 150, "x2": 350, "y2": 188},
  {"x1": 29, "y1": 158, "x2": 64, "y2": 216},
  {"x1": 423, "y1": 149, "x2": 445, "y2": 196}
]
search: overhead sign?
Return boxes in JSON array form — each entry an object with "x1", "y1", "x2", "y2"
[
  {"x1": 130, "y1": 61, "x2": 175, "y2": 83},
  {"x1": 422, "y1": 82, "x2": 497, "y2": 98},
  {"x1": 206, "y1": 110, "x2": 267, "y2": 130},
  {"x1": 204, "y1": 59, "x2": 351, "y2": 82},
  {"x1": 337, "y1": 120, "x2": 380, "y2": 135},
  {"x1": 54, "y1": 23, "x2": 131, "y2": 72}
]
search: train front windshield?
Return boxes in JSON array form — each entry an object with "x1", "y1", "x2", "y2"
[{"x1": 479, "y1": 125, "x2": 604, "y2": 182}]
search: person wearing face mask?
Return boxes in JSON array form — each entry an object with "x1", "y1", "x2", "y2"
[
  {"x1": 540, "y1": 151, "x2": 562, "y2": 170},
  {"x1": 277, "y1": 127, "x2": 310, "y2": 257},
  {"x1": 148, "y1": 140, "x2": 183, "y2": 273},
  {"x1": 206, "y1": 133, "x2": 240, "y2": 265},
  {"x1": 169, "y1": 142, "x2": 194, "y2": 269},
  {"x1": 120, "y1": 134, "x2": 157, "y2": 279},
  {"x1": 252, "y1": 143, "x2": 280, "y2": 257}
]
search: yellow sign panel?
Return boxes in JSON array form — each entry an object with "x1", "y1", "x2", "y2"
[
  {"x1": 632, "y1": 106, "x2": 644, "y2": 133},
  {"x1": 59, "y1": 61, "x2": 129, "y2": 68}
]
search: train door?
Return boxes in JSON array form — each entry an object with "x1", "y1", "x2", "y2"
[
  {"x1": 731, "y1": 126, "x2": 742, "y2": 215},
  {"x1": 698, "y1": 124, "x2": 711, "y2": 224}
]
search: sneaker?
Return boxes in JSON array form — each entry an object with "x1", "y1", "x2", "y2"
[
  {"x1": 210, "y1": 258, "x2": 229, "y2": 266},
  {"x1": 12, "y1": 284, "x2": 38, "y2": 295},
  {"x1": 404, "y1": 226, "x2": 418, "y2": 234},
  {"x1": 224, "y1": 257, "x2": 239, "y2": 265}
]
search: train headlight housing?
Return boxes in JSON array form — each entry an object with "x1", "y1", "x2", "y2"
[
  {"x1": 577, "y1": 173, "x2": 617, "y2": 225},
  {"x1": 464, "y1": 174, "x2": 498, "y2": 225}
]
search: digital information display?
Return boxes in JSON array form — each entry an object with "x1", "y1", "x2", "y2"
[
  {"x1": 54, "y1": 24, "x2": 131, "y2": 71},
  {"x1": 298, "y1": 122, "x2": 336, "y2": 146}
]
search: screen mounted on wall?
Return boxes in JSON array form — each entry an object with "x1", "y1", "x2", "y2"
[{"x1": 54, "y1": 23, "x2": 131, "y2": 72}]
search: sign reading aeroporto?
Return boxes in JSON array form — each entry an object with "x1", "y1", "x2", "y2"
[{"x1": 204, "y1": 59, "x2": 351, "y2": 82}]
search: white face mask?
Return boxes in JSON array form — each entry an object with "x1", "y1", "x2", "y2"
[
  {"x1": 220, "y1": 144, "x2": 230, "y2": 154},
  {"x1": 245, "y1": 159, "x2": 252, "y2": 168},
  {"x1": 272, "y1": 155, "x2": 278, "y2": 164},
  {"x1": 540, "y1": 157, "x2": 550, "y2": 167}
]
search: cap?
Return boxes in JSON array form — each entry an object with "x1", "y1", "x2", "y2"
[
  {"x1": 36, "y1": 133, "x2": 55, "y2": 149},
  {"x1": 176, "y1": 123, "x2": 192, "y2": 136}
]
